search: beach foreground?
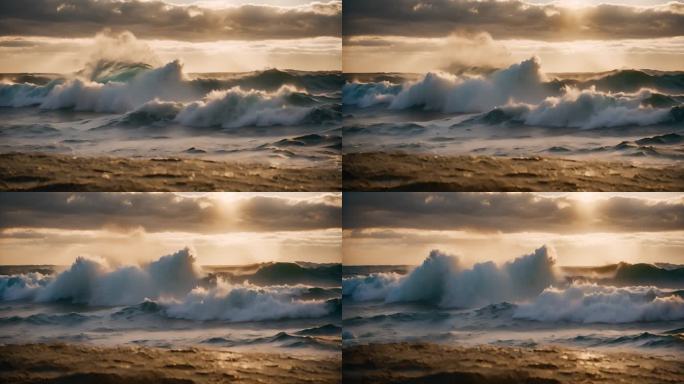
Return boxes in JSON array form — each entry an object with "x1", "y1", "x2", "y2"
[
  {"x1": 343, "y1": 152, "x2": 684, "y2": 191},
  {"x1": 0, "y1": 153, "x2": 340, "y2": 191},
  {"x1": 0, "y1": 343, "x2": 341, "y2": 384},
  {"x1": 343, "y1": 342, "x2": 684, "y2": 384}
]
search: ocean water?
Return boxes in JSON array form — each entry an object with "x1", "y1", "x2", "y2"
[
  {"x1": 0, "y1": 249, "x2": 342, "y2": 356},
  {"x1": 0, "y1": 60, "x2": 342, "y2": 167},
  {"x1": 343, "y1": 58, "x2": 684, "y2": 165},
  {"x1": 342, "y1": 246, "x2": 684, "y2": 357}
]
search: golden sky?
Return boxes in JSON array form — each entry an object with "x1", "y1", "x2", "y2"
[
  {"x1": 0, "y1": 192, "x2": 341, "y2": 265},
  {"x1": 343, "y1": 0, "x2": 684, "y2": 73},
  {"x1": 343, "y1": 193, "x2": 684, "y2": 266},
  {"x1": 0, "y1": 0, "x2": 341, "y2": 72}
]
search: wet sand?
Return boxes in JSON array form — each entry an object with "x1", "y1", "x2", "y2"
[
  {"x1": 343, "y1": 152, "x2": 684, "y2": 191},
  {"x1": 0, "y1": 343, "x2": 341, "y2": 384},
  {"x1": 0, "y1": 153, "x2": 340, "y2": 191},
  {"x1": 343, "y1": 342, "x2": 684, "y2": 384}
]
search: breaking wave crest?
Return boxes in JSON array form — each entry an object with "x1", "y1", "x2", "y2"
[
  {"x1": 343, "y1": 245, "x2": 558, "y2": 308},
  {"x1": 174, "y1": 85, "x2": 335, "y2": 128},
  {"x1": 0, "y1": 60, "x2": 341, "y2": 128},
  {"x1": 514, "y1": 283, "x2": 684, "y2": 323},
  {"x1": 0, "y1": 248, "x2": 202, "y2": 306},
  {"x1": 0, "y1": 249, "x2": 340, "y2": 322},
  {"x1": 163, "y1": 281, "x2": 337, "y2": 322},
  {"x1": 343, "y1": 57, "x2": 684, "y2": 128},
  {"x1": 483, "y1": 88, "x2": 680, "y2": 129}
]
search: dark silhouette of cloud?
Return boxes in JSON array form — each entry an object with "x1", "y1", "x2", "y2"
[
  {"x1": 343, "y1": 193, "x2": 684, "y2": 233},
  {"x1": 0, "y1": 193, "x2": 341, "y2": 233},
  {"x1": 0, "y1": 0, "x2": 341, "y2": 41},
  {"x1": 343, "y1": 0, "x2": 684, "y2": 41}
]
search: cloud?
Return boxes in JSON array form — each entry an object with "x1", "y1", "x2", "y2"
[
  {"x1": 343, "y1": 0, "x2": 684, "y2": 41},
  {"x1": 0, "y1": 0, "x2": 341, "y2": 41},
  {"x1": 237, "y1": 195, "x2": 341, "y2": 231},
  {"x1": 0, "y1": 192, "x2": 341, "y2": 233},
  {"x1": 342, "y1": 193, "x2": 684, "y2": 233}
]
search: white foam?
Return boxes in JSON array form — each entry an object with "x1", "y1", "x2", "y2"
[
  {"x1": 500, "y1": 87, "x2": 673, "y2": 129},
  {"x1": 163, "y1": 280, "x2": 333, "y2": 322},
  {"x1": 387, "y1": 57, "x2": 546, "y2": 113},
  {"x1": 514, "y1": 283, "x2": 684, "y2": 323},
  {"x1": 2, "y1": 248, "x2": 202, "y2": 306},
  {"x1": 175, "y1": 85, "x2": 314, "y2": 128}
]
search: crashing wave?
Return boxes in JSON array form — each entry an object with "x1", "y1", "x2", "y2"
[
  {"x1": 514, "y1": 283, "x2": 684, "y2": 323},
  {"x1": 482, "y1": 88, "x2": 680, "y2": 129},
  {"x1": 0, "y1": 249, "x2": 340, "y2": 322},
  {"x1": 343, "y1": 246, "x2": 558, "y2": 308},
  {"x1": 343, "y1": 57, "x2": 684, "y2": 129}
]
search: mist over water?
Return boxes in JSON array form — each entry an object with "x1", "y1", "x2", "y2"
[
  {"x1": 342, "y1": 246, "x2": 684, "y2": 356},
  {"x1": 343, "y1": 58, "x2": 684, "y2": 164},
  {"x1": 0, "y1": 249, "x2": 342, "y2": 354}
]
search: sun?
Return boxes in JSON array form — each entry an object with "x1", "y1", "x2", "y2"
[{"x1": 572, "y1": 192, "x2": 601, "y2": 203}]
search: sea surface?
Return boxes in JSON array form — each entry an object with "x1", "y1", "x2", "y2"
[
  {"x1": 0, "y1": 249, "x2": 342, "y2": 356},
  {"x1": 343, "y1": 59, "x2": 684, "y2": 165},
  {"x1": 0, "y1": 61, "x2": 342, "y2": 167},
  {"x1": 342, "y1": 246, "x2": 684, "y2": 357}
]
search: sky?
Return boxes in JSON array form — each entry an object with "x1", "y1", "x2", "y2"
[
  {"x1": 343, "y1": 192, "x2": 684, "y2": 267},
  {"x1": 0, "y1": 0, "x2": 341, "y2": 73},
  {"x1": 0, "y1": 192, "x2": 341, "y2": 266},
  {"x1": 343, "y1": 0, "x2": 684, "y2": 73}
]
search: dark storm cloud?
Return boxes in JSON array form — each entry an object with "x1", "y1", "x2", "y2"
[
  {"x1": 0, "y1": 0, "x2": 341, "y2": 41},
  {"x1": 343, "y1": 0, "x2": 684, "y2": 41},
  {"x1": 343, "y1": 193, "x2": 684, "y2": 234},
  {"x1": 0, "y1": 193, "x2": 340, "y2": 233},
  {"x1": 237, "y1": 196, "x2": 341, "y2": 231}
]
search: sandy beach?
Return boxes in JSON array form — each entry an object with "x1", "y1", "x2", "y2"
[
  {"x1": 0, "y1": 343, "x2": 341, "y2": 384},
  {"x1": 343, "y1": 152, "x2": 684, "y2": 191},
  {"x1": 0, "y1": 153, "x2": 340, "y2": 191},
  {"x1": 343, "y1": 342, "x2": 684, "y2": 384}
]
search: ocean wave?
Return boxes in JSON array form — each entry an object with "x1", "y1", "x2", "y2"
[
  {"x1": 343, "y1": 246, "x2": 558, "y2": 308},
  {"x1": 0, "y1": 60, "x2": 195, "y2": 113},
  {"x1": 295, "y1": 323, "x2": 341, "y2": 336},
  {"x1": 0, "y1": 251, "x2": 340, "y2": 324},
  {"x1": 0, "y1": 272, "x2": 50, "y2": 301},
  {"x1": 78, "y1": 59, "x2": 152, "y2": 83},
  {"x1": 194, "y1": 68, "x2": 343, "y2": 94},
  {"x1": 162, "y1": 281, "x2": 338, "y2": 322},
  {"x1": 0, "y1": 312, "x2": 95, "y2": 326},
  {"x1": 482, "y1": 88, "x2": 680, "y2": 129},
  {"x1": 0, "y1": 61, "x2": 341, "y2": 129},
  {"x1": 202, "y1": 330, "x2": 340, "y2": 351},
  {"x1": 344, "y1": 311, "x2": 451, "y2": 326},
  {"x1": 118, "y1": 86, "x2": 340, "y2": 129},
  {"x1": 514, "y1": 283, "x2": 684, "y2": 323},
  {"x1": 343, "y1": 57, "x2": 547, "y2": 113},
  {"x1": 567, "y1": 332, "x2": 684, "y2": 350},
  {"x1": 0, "y1": 248, "x2": 201, "y2": 306},
  {"x1": 343, "y1": 58, "x2": 684, "y2": 130},
  {"x1": 174, "y1": 85, "x2": 337, "y2": 128},
  {"x1": 247, "y1": 262, "x2": 342, "y2": 287},
  {"x1": 342, "y1": 81, "x2": 402, "y2": 107},
  {"x1": 572, "y1": 69, "x2": 684, "y2": 94}
]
